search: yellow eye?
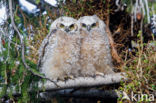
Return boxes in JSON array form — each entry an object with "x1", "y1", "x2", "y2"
[
  {"x1": 81, "y1": 23, "x2": 86, "y2": 28},
  {"x1": 91, "y1": 23, "x2": 96, "y2": 28},
  {"x1": 60, "y1": 24, "x2": 64, "y2": 28},
  {"x1": 69, "y1": 24, "x2": 75, "y2": 30}
]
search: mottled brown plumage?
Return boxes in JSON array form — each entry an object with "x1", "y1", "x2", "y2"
[
  {"x1": 38, "y1": 17, "x2": 81, "y2": 81},
  {"x1": 78, "y1": 15, "x2": 115, "y2": 77}
]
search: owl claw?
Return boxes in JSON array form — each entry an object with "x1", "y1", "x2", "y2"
[
  {"x1": 68, "y1": 75, "x2": 74, "y2": 80},
  {"x1": 96, "y1": 72, "x2": 105, "y2": 77},
  {"x1": 64, "y1": 77, "x2": 69, "y2": 83},
  {"x1": 51, "y1": 79, "x2": 58, "y2": 82},
  {"x1": 63, "y1": 75, "x2": 75, "y2": 83},
  {"x1": 57, "y1": 77, "x2": 66, "y2": 82},
  {"x1": 64, "y1": 78, "x2": 68, "y2": 83},
  {"x1": 92, "y1": 74, "x2": 96, "y2": 79}
]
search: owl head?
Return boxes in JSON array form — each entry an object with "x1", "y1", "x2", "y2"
[
  {"x1": 50, "y1": 16, "x2": 79, "y2": 34},
  {"x1": 78, "y1": 15, "x2": 106, "y2": 32}
]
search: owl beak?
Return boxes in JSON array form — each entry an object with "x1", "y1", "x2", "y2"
[
  {"x1": 87, "y1": 25, "x2": 91, "y2": 31},
  {"x1": 65, "y1": 27, "x2": 70, "y2": 32}
]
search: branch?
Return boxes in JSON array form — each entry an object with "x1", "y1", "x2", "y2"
[
  {"x1": 131, "y1": 1, "x2": 134, "y2": 36},
  {"x1": 115, "y1": 0, "x2": 120, "y2": 12},
  {"x1": 1, "y1": 73, "x2": 127, "y2": 99},
  {"x1": 8, "y1": 0, "x2": 59, "y2": 87},
  {"x1": 38, "y1": 73, "x2": 127, "y2": 100},
  {"x1": 114, "y1": 0, "x2": 126, "y2": 12},
  {"x1": 105, "y1": 26, "x2": 122, "y2": 63},
  {"x1": 144, "y1": 0, "x2": 150, "y2": 23},
  {"x1": 38, "y1": 73, "x2": 127, "y2": 91}
]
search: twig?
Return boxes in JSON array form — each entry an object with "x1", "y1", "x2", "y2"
[
  {"x1": 144, "y1": 0, "x2": 150, "y2": 23},
  {"x1": 134, "y1": 0, "x2": 138, "y2": 21},
  {"x1": 140, "y1": 0, "x2": 145, "y2": 16},
  {"x1": 115, "y1": 0, "x2": 120, "y2": 12},
  {"x1": 124, "y1": 50, "x2": 128, "y2": 61},
  {"x1": 8, "y1": 0, "x2": 59, "y2": 87},
  {"x1": 151, "y1": 4, "x2": 155, "y2": 15},
  {"x1": 105, "y1": 2, "x2": 122, "y2": 63},
  {"x1": 131, "y1": 14, "x2": 134, "y2": 36},
  {"x1": 0, "y1": 35, "x2": 2, "y2": 52},
  {"x1": 114, "y1": 0, "x2": 126, "y2": 12},
  {"x1": 0, "y1": 28, "x2": 21, "y2": 48},
  {"x1": 105, "y1": 26, "x2": 122, "y2": 63}
]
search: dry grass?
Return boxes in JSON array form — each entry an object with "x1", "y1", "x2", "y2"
[{"x1": 118, "y1": 39, "x2": 156, "y2": 102}]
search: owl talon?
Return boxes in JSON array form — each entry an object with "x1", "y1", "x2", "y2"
[
  {"x1": 63, "y1": 76, "x2": 74, "y2": 83},
  {"x1": 68, "y1": 75, "x2": 74, "y2": 80},
  {"x1": 57, "y1": 77, "x2": 66, "y2": 82},
  {"x1": 92, "y1": 74, "x2": 96, "y2": 79},
  {"x1": 51, "y1": 79, "x2": 58, "y2": 83},
  {"x1": 64, "y1": 79, "x2": 68, "y2": 83},
  {"x1": 96, "y1": 72, "x2": 105, "y2": 77}
]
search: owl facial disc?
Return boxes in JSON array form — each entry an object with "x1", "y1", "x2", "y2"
[{"x1": 54, "y1": 17, "x2": 78, "y2": 33}]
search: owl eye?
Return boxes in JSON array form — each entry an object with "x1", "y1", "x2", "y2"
[
  {"x1": 82, "y1": 23, "x2": 86, "y2": 28},
  {"x1": 69, "y1": 24, "x2": 75, "y2": 30},
  {"x1": 91, "y1": 23, "x2": 96, "y2": 28},
  {"x1": 60, "y1": 24, "x2": 64, "y2": 28}
]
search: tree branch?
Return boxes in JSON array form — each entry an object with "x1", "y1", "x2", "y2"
[
  {"x1": 8, "y1": 0, "x2": 59, "y2": 87},
  {"x1": 105, "y1": 26, "x2": 122, "y2": 63},
  {"x1": 38, "y1": 73, "x2": 127, "y2": 91},
  {"x1": 37, "y1": 73, "x2": 127, "y2": 100},
  {"x1": 1, "y1": 73, "x2": 127, "y2": 99}
]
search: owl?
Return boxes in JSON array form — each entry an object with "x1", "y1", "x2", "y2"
[
  {"x1": 78, "y1": 15, "x2": 115, "y2": 77},
  {"x1": 38, "y1": 16, "x2": 81, "y2": 81}
]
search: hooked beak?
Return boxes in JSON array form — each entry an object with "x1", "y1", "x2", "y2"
[
  {"x1": 87, "y1": 25, "x2": 91, "y2": 31},
  {"x1": 65, "y1": 27, "x2": 70, "y2": 32}
]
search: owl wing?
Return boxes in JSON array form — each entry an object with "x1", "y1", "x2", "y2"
[{"x1": 37, "y1": 29, "x2": 57, "y2": 68}]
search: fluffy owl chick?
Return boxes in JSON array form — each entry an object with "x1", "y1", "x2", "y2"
[
  {"x1": 38, "y1": 17, "x2": 81, "y2": 81},
  {"x1": 78, "y1": 15, "x2": 115, "y2": 77}
]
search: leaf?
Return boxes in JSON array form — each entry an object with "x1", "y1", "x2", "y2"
[
  {"x1": 14, "y1": 15, "x2": 21, "y2": 24},
  {"x1": 143, "y1": 59, "x2": 148, "y2": 63},
  {"x1": 72, "y1": 0, "x2": 76, "y2": 3},
  {"x1": 35, "y1": 0, "x2": 40, "y2": 4},
  {"x1": 0, "y1": 85, "x2": 7, "y2": 98}
]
